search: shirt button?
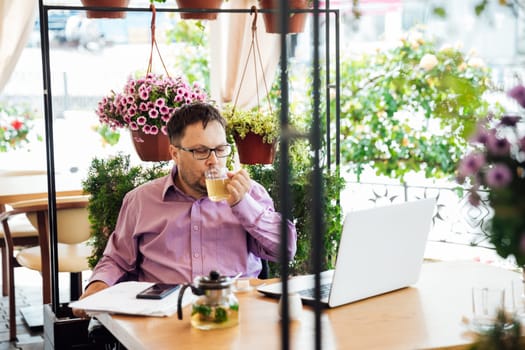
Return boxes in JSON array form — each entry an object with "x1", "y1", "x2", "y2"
[
  {"x1": 193, "y1": 225, "x2": 199, "y2": 231},
  {"x1": 193, "y1": 252, "x2": 200, "y2": 258}
]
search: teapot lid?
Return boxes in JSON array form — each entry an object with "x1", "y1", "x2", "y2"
[{"x1": 195, "y1": 270, "x2": 234, "y2": 290}]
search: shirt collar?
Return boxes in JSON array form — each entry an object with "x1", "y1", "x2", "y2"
[{"x1": 162, "y1": 165, "x2": 193, "y2": 201}]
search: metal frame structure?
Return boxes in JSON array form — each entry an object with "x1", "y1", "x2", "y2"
[{"x1": 37, "y1": 1, "x2": 340, "y2": 349}]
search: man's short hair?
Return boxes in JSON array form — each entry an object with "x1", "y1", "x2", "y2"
[{"x1": 167, "y1": 102, "x2": 226, "y2": 145}]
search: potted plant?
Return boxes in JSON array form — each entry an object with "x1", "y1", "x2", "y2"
[
  {"x1": 456, "y1": 90, "x2": 525, "y2": 268},
  {"x1": 339, "y1": 28, "x2": 496, "y2": 182},
  {"x1": 258, "y1": 0, "x2": 311, "y2": 34},
  {"x1": 222, "y1": 104, "x2": 279, "y2": 165},
  {"x1": 81, "y1": 0, "x2": 130, "y2": 19},
  {"x1": 151, "y1": 0, "x2": 224, "y2": 20},
  {"x1": 96, "y1": 72, "x2": 208, "y2": 161},
  {"x1": 0, "y1": 101, "x2": 36, "y2": 152}
]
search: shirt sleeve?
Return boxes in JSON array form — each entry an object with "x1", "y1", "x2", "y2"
[
  {"x1": 88, "y1": 191, "x2": 141, "y2": 286},
  {"x1": 231, "y1": 181, "x2": 297, "y2": 262}
]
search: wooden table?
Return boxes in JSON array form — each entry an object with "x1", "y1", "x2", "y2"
[
  {"x1": 0, "y1": 170, "x2": 83, "y2": 208},
  {"x1": 94, "y1": 261, "x2": 523, "y2": 350},
  {"x1": 0, "y1": 170, "x2": 84, "y2": 296}
]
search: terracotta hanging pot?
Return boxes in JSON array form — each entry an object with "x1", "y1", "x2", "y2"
[
  {"x1": 81, "y1": 0, "x2": 130, "y2": 19},
  {"x1": 259, "y1": 0, "x2": 308, "y2": 34},
  {"x1": 175, "y1": 0, "x2": 223, "y2": 20},
  {"x1": 234, "y1": 132, "x2": 276, "y2": 165},
  {"x1": 130, "y1": 130, "x2": 171, "y2": 162}
]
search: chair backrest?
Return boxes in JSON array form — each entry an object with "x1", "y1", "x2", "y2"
[{"x1": 10, "y1": 195, "x2": 90, "y2": 244}]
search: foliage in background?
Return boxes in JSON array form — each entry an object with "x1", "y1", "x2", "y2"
[
  {"x1": 92, "y1": 124, "x2": 120, "y2": 147},
  {"x1": 0, "y1": 102, "x2": 37, "y2": 152},
  {"x1": 339, "y1": 28, "x2": 496, "y2": 181},
  {"x1": 82, "y1": 153, "x2": 169, "y2": 268},
  {"x1": 246, "y1": 59, "x2": 346, "y2": 275},
  {"x1": 165, "y1": 20, "x2": 210, "y2": 93},
  {"x1": 246, "y1": 141, "x2": 345, "y2": 275},
  {"x1": 433, "y1": 0, "x2": 524, "y2": 18}
]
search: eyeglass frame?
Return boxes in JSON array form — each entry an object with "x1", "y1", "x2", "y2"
[{"x1": 175, "y1": 144, "x2": 233, "y2": 160}]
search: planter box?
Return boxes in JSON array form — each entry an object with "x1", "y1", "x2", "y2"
[{"x1": 43, "y1": 303, "x2": 91, "y2": 349}]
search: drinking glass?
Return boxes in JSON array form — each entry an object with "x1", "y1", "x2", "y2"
[{"x1": 205, "y1": 166, "x2": 230, "y2": 202}]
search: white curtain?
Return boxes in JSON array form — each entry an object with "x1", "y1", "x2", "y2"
[
  {"x1": 0, "y1": 0, "x2": 37, "y2": 93},
  {"x1": 209, "y1": 0, "x2": 280, "y2": 110}
]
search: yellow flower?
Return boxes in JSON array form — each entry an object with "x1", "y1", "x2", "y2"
[
  {"x1": 419, "y1": 54, "x2": 438, "y2": 71},
  {"x1": 468, "y1": 57, "x2": 485, "y2": 68}
]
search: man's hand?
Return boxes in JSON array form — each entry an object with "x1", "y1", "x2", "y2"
[
  {"x1": 72, "y1": 281, "x2": 109, "y2": 318},
  {"x1": 226, "y1": 168, "x2": 252, "y2": 206}
]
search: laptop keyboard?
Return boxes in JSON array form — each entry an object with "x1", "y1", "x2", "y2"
[{"x1": 298, "y1": 283, "x2": 331, "y2": 299}]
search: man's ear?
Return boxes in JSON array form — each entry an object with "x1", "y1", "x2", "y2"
[{"x1": 168, "y1": 144, "x2": 179, "y2": 163}]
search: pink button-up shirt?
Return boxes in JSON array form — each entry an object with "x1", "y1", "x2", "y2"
[{"x1": 89, "y1": 166, "x2": 297, "y2": 286}]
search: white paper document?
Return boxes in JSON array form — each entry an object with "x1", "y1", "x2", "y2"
[{"x1": 69, "y1": 281, "x2": 193, "y2": 317}]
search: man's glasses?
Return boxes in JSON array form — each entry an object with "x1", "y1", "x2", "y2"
[{"x1": 176, "y1": 144, "x2": 232, "y2": 160}]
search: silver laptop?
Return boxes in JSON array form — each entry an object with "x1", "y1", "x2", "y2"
[{"x1": 257, "y1": 198, "x2": 436, "y2": 308}]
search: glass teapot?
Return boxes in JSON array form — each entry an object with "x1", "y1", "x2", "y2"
[{"x1": 177, "y1": 270, "x2": 239, "y2": 330}]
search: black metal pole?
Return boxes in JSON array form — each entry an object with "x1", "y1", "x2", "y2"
[
  {"x1": 311, "y1": 1, "x2": 324, "y2": 349},
  {"x1": 38, "y1": 0, "x2": 60, "y2": 312},
  {"x1": 335, "y1": 10, "x2": 341, "y2": 168},
  {"x1": 278, "y1": 4, "x2": 291, "y2": 350}
]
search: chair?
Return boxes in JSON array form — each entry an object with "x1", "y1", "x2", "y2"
[
  {"x1": 0, "y1": 169, "x2": 47, "y2": 296},
  {"x1": 0, "y1": 214, "x2": 39, "y2": 296},
  {"x1": 0, "y1": 195, "x2": 91, "y2": 341}
]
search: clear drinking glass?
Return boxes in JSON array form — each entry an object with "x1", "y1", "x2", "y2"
[{"x1": 205, "y1": 166, "x2": 230, "y2": 202}]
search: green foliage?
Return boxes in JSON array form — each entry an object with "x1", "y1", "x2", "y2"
[
  {"x1": 247, "y1": 139, "x2": 346, "y2": 275},
  {"x1": 339, "y1": 28, "x2": 496, "y2": 181},
  {"x1": 165, "y1": 19, "x2": 210, "y2": 93},
  {"x1": 81, "y1": 153, "x2": 169, "y2": 268},
  {"x1": 94, "y1": 124, "x2": 120, "y2": 146},
  {"x1": 222, "y1": 104, "x2": 279, "y2": 144}
]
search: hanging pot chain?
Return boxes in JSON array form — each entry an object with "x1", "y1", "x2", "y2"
[
  {"x1": 147, "y1": 4, "x2": 170, "y2": 76},
  {"x1": 232, "y1": 6, "x2": 273, "y2": 117}
]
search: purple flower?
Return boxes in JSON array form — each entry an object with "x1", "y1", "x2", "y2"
[
  {"x1": 471, "y1": 126, "x2": 491, "y2": 145},
  {"x1": 95, "y1": 73, "x2": 208, "y2": 132},
  {"x1": 137, "y1": 116, "x2": 147, "y2": 126},
  {"x1": 139, "y1": 90, "x2": 149, "y2": 100},
  {"x1": 499, "y1": 115, "x2": 521, "y2": 127},
  {"x1": 486, "y1": 135, "x2": 511, "y2": 156},
  {"x1": 155, "y1": 98, "x2": 165, "y2": 108},
  {"x1": 485, "y1": 163, "x2": 512, "y2": 188},
  {"x1": 508, "y1": 85, "x2": 525, "y2": 108},
  {"x1": 148, "y1": 109, "x2": 159, "y2": 119},
  {"x1": 159, "y1": 105, "x2": 170, "y2": 115},
  {"x1": 149, "y1": 125, "x2": 159, "y2": 135},
  {"x1": 458, "y1": 152, "x2": 485, "y2": 177}
]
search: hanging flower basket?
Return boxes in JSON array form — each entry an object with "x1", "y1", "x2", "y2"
[
  {"x1": 223, "y1": 7, "x2": 279, "y2": 165},
  {"x1": 131, "y1": 130, "x2": 171, "y2": 161},
  {"x1": 95, "y1": 5, "x2": 208, "y2": 162},
  {"x1": 81, "y1": 0, "x2": 130, "y2": 19},
  {"x1": 259, "y1": 0, "x2": 309, "y2": 34},
  {"x1": 234, "y1": 132, "x2": 276, "y2": 165},
  {"x1": 175, "y1": 0, "x2": 223, "y2": 20}
]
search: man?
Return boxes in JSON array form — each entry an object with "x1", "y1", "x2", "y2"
[{"x1": 73, "y1": 102, "x2": 297, "y2": 317}]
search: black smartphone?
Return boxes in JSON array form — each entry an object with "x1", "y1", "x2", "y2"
[{"x1": 136, "y1": 283, "x2": 180, "y2": 300}]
